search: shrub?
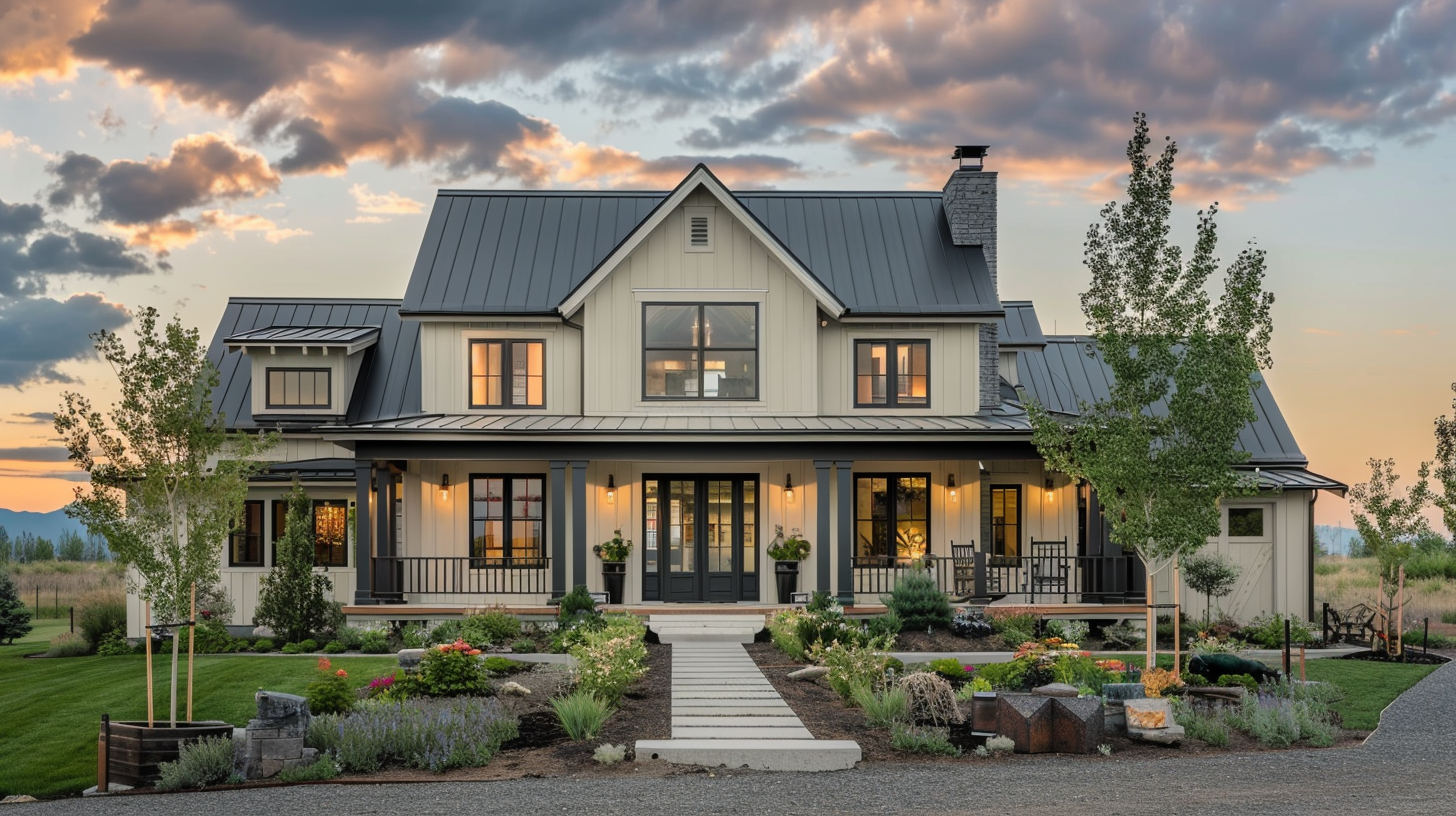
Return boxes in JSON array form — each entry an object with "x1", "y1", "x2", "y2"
[
  {"x1": 976, "y1": 734, "x2": 1015, "y2": 756},
  {"x1": 308, "y1": 697, "x2": 518, "y2": 773},
  {"x1": 1171, "y1": 698, "x2": 1231, "y2": 747},
  {"x1": 307, "y1": 657, "x2": 358, "y2": 715},
  {"x1": 974, "y1": 660, "x2": 1028, "y2": 691},
  {"x1": 462, "y1": 610, "x2": 523, "y2": 648},
  {"x1": 852, "y1": 683, "x2": 910, "y2": 727},
  {"x1": 1403, "y1": 628, "x2": 1456, "y2": 649},
  {"x1": 866, "y1": 610, "x2": 903, "y2": 639},
  {"x1": 155, "y1": 736, "x2": 236, "y2": 790},
  {"x1": 76, "y1": 588, "x2": 127, "y2": 649},
  {"x1": 552, "y1": 691, "x2": 613, "y2": 741},
  {"x1": 987, "y1": 609, "x2": 1039, "y2": 648},
  {"x1": 1141, "y1": 667, "x2": 1184, "y2": 698},
  {"x1": 1044, "y1": 619, "x2": 1089, "y2": 645},
  {"x1": 592, "y1": 743, "x2": 627, "y2": 765},
  {"x1": 96, "y1": 627, "x2": 133, "y2": 656},
  {"x1": 927, "y1": 658, "x2": 972, "y2": 683},
  {"x1": 0, "y1": 568, "x2": 33, "y2": 645},
  {"x1": 1100, "y1": 620, "x2": 1144, "y2": 650},
  {"x1": 282, "y1": 639, "x2": 320, "y2": 654},
  {"x1": 430, "y1": 620, "x2": 463, "y2": 645},
  {"x1": 46, "y1": 632, "x2": 91, "y2": 657},
  {"x1": 322, "y1": 641, "x2": 346, "y2": 654},
  {"x1": 558, "y1": 585, "x2": 598, "y2": 623},
  {"x1": 333, "y1": 627, "x2": 366, "y2": 650},
  {"x1": 254, "y1": 482, "x2": 342, "y2": 643},
  {"x1": 418, "y1": 640, "x2": 491, "y2": 697},
  {"x1": 277, "y1": 755, "x2": 339, "y2": 783},
  {"x1": 399, "y1": 624, "x2": 430, "y2": 650},
  {"x1": 571, "y1": 628, "x2": 648, "y2": 705},
  {"x1": 882, "y1": 564, "x2": 952, "y2": 631},
  {"x1": 193, "y1": 619, "x2": 246, "y2": 654},
  {"x1": 358, "y1": 630, "x2": 392, "y2": 654},
  {"x1": 1313, "y1": 561, "x2": 1339, "y2": 577},
  {"x1": 899, "y1": 672, "x2": 962, "y2": 726},
  {"x1": 1442, "y1": 611, "x2": 1456, "y2": 625},
  {"x1": 812, "y1": 634, "x2": 896, "y2": 700},
  {"x1": 889, "y1": 723, "x2": 960, "y2": 756},
  {"x1": 1405, "y1": 550, "x2": 1456, "y2": 580},
  {"x1": 1220, "y1": 680, "x2": 1340, "y2": 748},
  {"x1": 1216, "y1": 673, "x2": 1258, "y2": 692},
  {"x1": 482, "y1": 656, "x2": 530, "y2": 675},
  {"x1": 955, "y1": 677, "x2": 993, "y2": 699},
  {"x1": 510, "y1": 637, "x2": 538, "y2": 654},
  {"x1": 767, "y1": 609, "x2": 810, "y2": 661},
  {"x1": 253, "y1": 638, "x2": 276, "y2": 653},
  {"x1": 1240, "y1": 615, "x2": 1319, "y2": 648}
]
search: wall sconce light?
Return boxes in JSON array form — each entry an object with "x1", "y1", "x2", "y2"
[
  {"x1": 978, "y1": 461, "x2": 990, "y2": 476},
  {"x1": 439, "y1": 473, "x2": 451, "y2": 502},
  {"x1": 1045, "y1": 477, "x2": 1055, "y2": 501},
  {"x1": 606, "y1": 474, "x2": 616, "y2": 505},
  {"x1": 947, "y1": 473, "x2": 958, "y2": 502},
  {"x1": 784, "y1": 473, "x2": 795, "y2": 504}
]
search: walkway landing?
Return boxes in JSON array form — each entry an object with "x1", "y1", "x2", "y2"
[{"x1": 636, "y1": 616, "x2": 860, "y2": 772}]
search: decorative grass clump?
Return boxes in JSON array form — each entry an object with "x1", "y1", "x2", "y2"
[
  {"x1": 889, "y1": 723, "x2": 960, "y2": 756},
  {"x1": 551, "y1": 691, "x2": 613, "y2": 742},
  {"x1": 851, "y1": 683, "x2": 909, "y2": 727}
]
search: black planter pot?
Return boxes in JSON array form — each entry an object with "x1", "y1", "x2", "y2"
[
  {"x1": 602, "y1": 561, "x2": 626, "y2": 605},
  {"x1": 774, "y1": 560, "x2": 800, "y2": 604}
]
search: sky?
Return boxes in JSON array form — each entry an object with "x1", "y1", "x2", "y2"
[{"x1": 2, "y1": 0, "x2": 1455, "y2": 531}]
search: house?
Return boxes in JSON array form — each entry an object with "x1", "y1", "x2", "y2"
[{"x1": 126, "y1": 149, "x2": 1344, "y2": 637}]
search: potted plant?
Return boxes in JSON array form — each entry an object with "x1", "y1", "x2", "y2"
[
  {"x1": 593, "y1": 529, "x2": 632, "y2": 604},
  {"x1": 767, "y1": 525, "x2": 811, "y2": 604}
]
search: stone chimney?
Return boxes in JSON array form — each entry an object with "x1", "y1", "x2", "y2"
[{"x1": 943, "y1": 146, "x2": 1003, "y2": 412}]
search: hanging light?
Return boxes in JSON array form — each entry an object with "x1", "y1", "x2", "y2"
[
  {"x1": 439, "y1": 473, "x2": 451, "y2": 502},
  {"x1": 784, "y1": 473, "x2": 795, "y2": 504},
  {"x1": 1045, "y1": 477, "x2": 1055, "y2": 501},
  {"x1": 606, "y1": 474, "x2": 616, "y2": 505},
  {"x1": 947, "y1": 473, "x2": 958, "y2": 502}
]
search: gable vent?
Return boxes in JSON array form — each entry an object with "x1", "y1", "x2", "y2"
[{"x1": 684, "y1": 206, "x2": 714, "y2": 252}]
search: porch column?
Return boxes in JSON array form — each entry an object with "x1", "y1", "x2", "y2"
[
  {"x1": 550, "y1": 461, "x2": 568, "y2": 599},
  {"x1": 353, "y1": 460, "x2": 375, "y2": 604},
  {"x1": 374, "y1": 466, "x2": 391, "y2": 596},
  {"x1": 571, "y1": 460, "x2": 588, "y2": 591},
  {"x1": 835, "y1": 460, "x2": 854, "y2": 606},
  {"x1": 815, "y1": 461, "x2": 832, "y2": 596}
]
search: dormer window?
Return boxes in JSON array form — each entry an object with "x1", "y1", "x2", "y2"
[
  {"x1": 266, "y1": 368, "x2": 332, "y2": 410},
  {"x1": 855, "y1": 340, "x2": 929, "y2": 407},
  {"x1": 470, "y1": 340, "x2": 544, "y2": 409},
  {"x1": 684, "y1": 206, "x2": 714, "y2": 252}
]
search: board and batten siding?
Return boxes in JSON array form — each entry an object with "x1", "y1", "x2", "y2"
[
  {"x1": 818, "y1": 321, "x2": 983, "y2": 415},
  {"x1": 246, "y1": 349, "x2": 351, "y2": 419},
  {"x1": 418, "y1": 321, "x2": 581, "y2": 414},
  {"x1": 580, "y1": 189, "x2": 819, "y2": 415}
]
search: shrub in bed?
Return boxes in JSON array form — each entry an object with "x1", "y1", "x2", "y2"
[
  {"x1": 306, "y1": 657, "x2": 358, "y2": 715},
  {"x1": 882, "y1": 564, "x2": 952, "y2": 631},
  {"x1": 889, "y1": 723, "x2": 960, "y2": 756},
  {"x1": 462, "y1": 609, "x2": 522, "y2": 648},
  {"x1": 852, "y1": 682, "x2": 910, "y2": 728},
  {"x1": 418, "y1": 640, "x2": 492, "y2": 697},
  {"x1": 155, "y1": 736, "x2": 237, "y2": 790},
  {"x1": 308, "y1": 697, "x2": 518, "y2": 773},
  {"x1": 76, "y1": 588, "x2": 126, "y2": 650}
]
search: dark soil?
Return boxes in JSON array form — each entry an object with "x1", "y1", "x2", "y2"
[
  {"x1": 891, "y1": 629, "x2": 1000, "y2": 653},
  {"x1": 1337, "y1": 649, "x2": 1451, "y2": 665}
]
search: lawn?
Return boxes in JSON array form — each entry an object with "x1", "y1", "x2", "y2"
[
  {"x1": 0, "y1": 619, "x2": 396, "y2": 800},
  {"x1": 1303, "y1": 659, "x2": 1439, "y2": 731}
]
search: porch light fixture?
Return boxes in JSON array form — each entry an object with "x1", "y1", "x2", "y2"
[
  {"x1": 439, "y1": 473, "x2": 451, "y2": 502},
  {"x1": 978, "y1": 461, "x2": 989, "y2": 476},
  {"x1": 1045, "y1": 477, "x2": 1055, "y2": 501},
  {"x1": 606, "y1": 474, "x2": 616, "y2": 504},
  {"x1": 947, "y1": 473, "x2": 958, "y2": 502},
  {"x1": 784, "y1": 473, "x2": 795, "y2": 504}
]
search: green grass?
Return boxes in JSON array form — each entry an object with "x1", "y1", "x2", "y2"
[
  {"x1": 0, "y1": 620, "x2": 395, "y2": 799},
  {"x1": 1303, "y1": 659, "x2": 1439, "y2": 731}
]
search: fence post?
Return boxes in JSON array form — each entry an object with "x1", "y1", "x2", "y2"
[
  {"x1": 97, "y1": 713, "x2": 110, "y2": 793},
  {"x1": 1283, "y1": 617, "x2": 1292, "y2": 677},
  {"x1": 71, "y1": 606, "x2": 75, "y2": 633},
  {"x1": 1321, "y1": 602, "x2": 1330, "y2": 644}
]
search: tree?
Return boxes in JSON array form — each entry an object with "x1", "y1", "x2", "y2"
[
  {"x1": 253, "y1": 481, "x2": 339, "y2": 644},
  {"x1": 1181, "y1": 551, "x2": 1240, "y2": 625},
  {"x1": 1349, "y1": 458, "x2": 1430, "y2": 654},
  {"x1": 30, "y1": 536, "x2": 54, "y2": 561},
  {"x1": 1026, "y1": 113, "x2": 1274, "y2": 665},
  {"x1": 0, "y1": 526, "x2": 9, "y2": 564},
  {"x1": 57, "y1": 530, "x2": 86, "y2": 561},
  {"x1": 55, "y1": 307, "x2": 273, "y2": 725},
  {"x1": 1434, "y1": 383, "x2": 1456, "y2": 543},
  {"x1": 0, "y1": 567, "x2": 33, "y2": 644}
]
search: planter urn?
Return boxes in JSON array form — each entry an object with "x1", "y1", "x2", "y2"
[
  {"x1": 774, "y1": 561, "x2": 800, "y2": 604},
  {"x1": 602, "y1": 561, "x2": 627, "y2": 605}
]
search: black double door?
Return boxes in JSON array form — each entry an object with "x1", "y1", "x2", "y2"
[{"x1": 642, "y1": 475, "x2": 759, "y2": 602}]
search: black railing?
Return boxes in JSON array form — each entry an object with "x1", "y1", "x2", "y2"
[
  {"x1": 851, "y1": 549, "x2": 1145, "y2": 603},
  {"x1": 851, "y1": 555, "x2": 957, "y2": 595},
  {"x1": 371, "y1": 556, "x2": 551, "y2": 599}
]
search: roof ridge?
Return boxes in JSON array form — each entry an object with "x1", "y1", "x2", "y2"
[{"x1": 226, "y1": 296, "x2": 402, "y2": 305}]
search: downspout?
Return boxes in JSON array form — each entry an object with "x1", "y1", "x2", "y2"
[
  {"x1": 561, "y1": 312, "x2": 585, "y2": 416},
  {"x1": 1308, "y1": 490, "x2": 1318, "y2": 623}
]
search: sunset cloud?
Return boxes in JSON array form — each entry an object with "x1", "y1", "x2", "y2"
[
  {"x1": 0, "y1": 293, "x2": 131, "y2": 386},
  {"x1": 349, "y1": 184, "x2": 424, "y2": 215}
]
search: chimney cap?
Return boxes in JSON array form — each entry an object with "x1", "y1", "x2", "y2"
[{"x1": 951, "y1": 145, "x2": 989, "y2": 170}]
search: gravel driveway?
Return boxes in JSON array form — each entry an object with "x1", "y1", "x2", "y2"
[{"x1": 28, "y1": 662, "x2": 1454, "y2": 816}]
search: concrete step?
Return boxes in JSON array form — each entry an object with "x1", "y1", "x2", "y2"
[{"x1": 635, "y1": 739, "x2": 861, "y2": 772}]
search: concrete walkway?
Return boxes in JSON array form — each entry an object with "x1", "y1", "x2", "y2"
[{"x1": 636, "y1": 616, "x2": 860, "y2": 771}]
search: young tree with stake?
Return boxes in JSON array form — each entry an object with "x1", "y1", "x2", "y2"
[{"x1": 1027, "y1": 113, "x2": 1274, "y2": 668}]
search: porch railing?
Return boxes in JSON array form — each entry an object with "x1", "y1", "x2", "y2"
[
  {"x1": 370, "y1": 556, "x2": 551, "y2": 599},
  {"x1": 851, "y1": 546, "x2": 1144, "y2": 603}
]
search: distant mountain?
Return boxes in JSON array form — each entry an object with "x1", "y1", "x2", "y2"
[
  {"x1": 1315, "y1": 524, "x2": 1363, "y2": 557},
  {"x1": 0, "y1": 507, "x2": 84, "y2": 542}
]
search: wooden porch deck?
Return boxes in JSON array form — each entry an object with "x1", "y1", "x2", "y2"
[{"x1": 341, "y1": 602, "x2": 1149, "y2": 621}]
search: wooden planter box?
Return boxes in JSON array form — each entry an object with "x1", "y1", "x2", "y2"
[{"x1": 103, "y1": 720, "x2": 234, "y2": 788}]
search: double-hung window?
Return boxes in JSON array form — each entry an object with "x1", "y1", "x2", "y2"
[
  {"x1": 229, "y1": 500, "x2": 264, "y2": 567},
  {"x1": 470, "y1": 475, "x2": 545, "y2": 566},
  {"x1": 643, "y1": 304, "x2": 758, "y2": 399},
  {"x1": 470, "y1": 340, "x2": 544, "y2": 409},
  {"x1": 854, "y1": 474, "x2": 930, "y2": 563},
  {"x1": 855, "y1": 340, "x2": 929, "y2": 407}
]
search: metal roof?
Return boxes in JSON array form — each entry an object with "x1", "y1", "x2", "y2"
[
  {"x1": 335, "y1": 411, "x2": 1030, "y2": 437},
  {"x1": 1247, "y1": 467, "x2": 1347, "y2": 495},
  {"x1": 400, "y1": 189, "x2": 999, "y2": 317},
  {"x1": 1014, "y1": 337, "x2": 1308, "y2": 465},
  {"x1": 996, "y1": 301, "x2": 1047, "y2": 347},
  {"x1": 209, "y1": 298, "x2": 420, "y2": 429},
  {"x1": 225, "y1": 325, "x2": 380, "y2": 346},
  {"x1": 250, "y1": 457, "x2": 356, "y2": 482}
]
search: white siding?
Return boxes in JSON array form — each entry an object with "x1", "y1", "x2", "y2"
[
  {"x1": 418, "y1": 321, "x2": 580, "y2": 415},
  {"x1": 246, "y1": 349, "x2": 349, "y2": 418},
  {"x1": 818, "y1": 321, "x2": 984, "y2": 415}
]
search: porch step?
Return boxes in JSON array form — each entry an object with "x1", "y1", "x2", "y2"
[{"x1": 647, "y1": 614, "x2": 766, "y2": 645}]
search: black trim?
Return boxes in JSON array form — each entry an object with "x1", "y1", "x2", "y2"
[
  {"x1": 642, "y1": 303, "x2": 759, "y2": 401},
  {"x1": 265, "y1": 367, "x2": 332, "y2": 410},
  {"x1": 229, "y1": 500, "x2": 264, "y2": 567},
  {"x1": 990, "y1": 484, "x2": 1021, "y2": 561},
  {"x1": 468, "y1": 473, "x2": 547, "y2": 567},
  {"x1": 641, "y1": 474, "x2": 759, "y2": 602},
  {"x1": 270, "y1": 499, "x2": 287, "y2": 566},
  {"x1": 852, "y1": 473, "x2": 931, "y2": 562},
  {"x1": 853, "y1": 339, "x2": 931, "y2": 408},
  {"x1": 468, "y1": 339, "x2": 546, "y2": 409}
]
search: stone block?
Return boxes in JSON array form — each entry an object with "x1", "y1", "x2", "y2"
[
  {"x1": 259, "y1": 759, "x2": 285, "y2": 778},
  {"x1": 256, "y1": 691, "x2": 310, "y2": 721},
  {"x1": 1124, "y1": 698, "x2": 1172, "y2": 730},
  {"x1": 1049, "y1": 697, "x2": 1104, "y2": 754},
  {"x1": 1101, "y1": 682, "x2": 1147, "y2": 702},
  {"x1": 996, "y1": 694, "x2": 1054, "y2": 754},
  {"x1": 398, "y1": 648, "x2": 426, "y2": 669},
  {"x1": 261, "y1": 738, "x2": 305, "y2": 760},
  {"x1": 231, "y1": 728, "x2": 252, "y2": 779},
  {"x1": 500, "y1": 681, "x2": 531, "y2": 697},
  {"x1": 1129, "y1": 723, "x2": 1185, "y2": 746},
  {"x1": 788, "y1": 666, "x2": 829, "y2": 681},
  {"x1": 1032, "y1": 683, "x2": 1079, "y2": 698}
]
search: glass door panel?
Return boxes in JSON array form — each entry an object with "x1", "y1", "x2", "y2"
[
  {"x1": 706, "y1": 481, "x2": 734, "y2": 573},
  {"x1": 668, "y1": 480, "x2": 695, "y2": 574}
]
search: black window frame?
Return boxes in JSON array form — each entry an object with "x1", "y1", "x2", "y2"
[
  {"x1": 312, "y1": 499, "x2": 349, "y2": 568},
  {"x1": 854, "y1": 339, "x2": 931, "y2": 408},
  {"x1": 641, "y1": 302, "x2": 759, "y2": 401},
  {"x1": 468, "y1": 339, "x2": 546, "y2": 410},
  {"x1": 468, "y1": 473, "x2": 547, "y2": 568},
  {"x1": 270, "y1": 499, "x2": 287, "y2": 566},
  {"x1": 229, "y1": 500, "x2": 264, "y2": 567},
  {"x1": 264, "y1": 367, "x2": 333, "y2": 410},
  {"x1": 852, "y1": 472, "x2": 932, "y2": 564},
  {"x1": 990, "y1": 484, "x2": 1022, "y2": 562},
  {"x1": 1227, "y1": 506, "x2": 1267, "y2": 538}
]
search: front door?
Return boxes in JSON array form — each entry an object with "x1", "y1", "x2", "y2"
[{"x1": 642, "y1": 475, "x2": 759, "y2": 602}]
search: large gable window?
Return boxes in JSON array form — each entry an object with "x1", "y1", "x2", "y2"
[
  {"x1": 855, "y1": 340, "x2": 928, "y2": 407},
  {"x1": 470, "y1": 340, "x2": 544, "y2": 409},
  {"x1": 266, "y1": 368, "x2": 331, "y2": 410},
  {"x1": 471, "y1": 475, "x2": 546, "y2": 566},
  {"x1": 643, "y1": 304, "x2": 757, "y2": 400}
]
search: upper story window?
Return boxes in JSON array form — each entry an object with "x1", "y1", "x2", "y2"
[
  {"x1": 470, "y1": 340, "x2": 544, "y2": 409},
  {"x1": 266, "y1": 368, "x2": 331, "y2": 410},
  {"x1": 643, "y1": 303, "x2": 757, "y2": 400},
  {"x1": 855, "y1": 340, "x2": 928, "y2": 407}
]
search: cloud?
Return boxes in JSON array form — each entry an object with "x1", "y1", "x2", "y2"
[
  {"x1": 0, "y1": 197, "x2": 154, "y2": 296},
  {"x1": 0, "y1": 293, "x2": 131, "y2": 386},
  {"x1": 0, "y1": 199, "x2": 45, "y2": 239},
  {"x1": 346, "y1": 215, "x2": 389, "y2": 225},
  {"x1": 0, "y1": 0, "x2": 103, "y2": 82},
  {"x1": 10, "y1": 412, "x2": 55, "y2": 424},
  {"x1": 263, "y1": 228, "x2": 310, "y2": 243},
  {"x1": 553, "y1": 144, "x2": 807, "y2": 188},
  {"x1": 349, "y1": 184, "x2": 424, "y2": 215},
  {"x1": 94, "y1": 106, "x2": 126, "y2": 137},
  {"x1": 47, "y1": 133, "x2": 281, "y2": 224},
  {"x1": 0, "y1": 446, "x2": 70, "y2": 462}
]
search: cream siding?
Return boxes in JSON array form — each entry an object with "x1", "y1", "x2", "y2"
[
  {"x1": 247, "y1": 349, "x2": 349, "y2": 418},
  {"x1": 818, "y1": 321, "x2": 984, "y2": 414},
  {"x1": 418, "y1": 321, "x2": 580, "y2": 415}
]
